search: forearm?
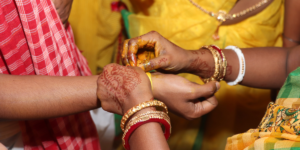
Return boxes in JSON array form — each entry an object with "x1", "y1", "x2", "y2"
[
  {"x1": 226, "y1": 47, "x2": 287, "y2": 88},
  {"x1": 0, "y1": 74, "x2": 100, "y2": 120},
  {"x1": 129, "y1": 108, "x2": 170, "y2": 150},
  {"x1": 283, "y1": 0, "x2": 300, "y2": 47},
  {"x1": 186, "y1": 46, "x2": 300, "y2": 89},
  {"x1": 130, "y1": 122, "x2": 169, "y2": 150}
]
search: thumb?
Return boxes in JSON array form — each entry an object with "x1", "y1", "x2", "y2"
[
  {"x1": 193, "y1": 81, "x2": 220, "y2": 99},
  {"x1": 192, "y1": 96, "x2": 218, "y2": 118},
  {"x1": 185, "y1": 81, "x2": 220, "y2": 119},
  {"x1": 137, "y1": 56, "x2": 169, "y2": 72}
]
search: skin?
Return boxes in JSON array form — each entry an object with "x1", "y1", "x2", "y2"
[
  {"x1": 223, "y1": 0, "x2": 274, "y2": 25},
  {"x1": 283, "y1": 0, "x2": 300, "y2": 47},
  {"x1": 0, "y1": 74, "x2": 100, "y2": 120},
  {"x1": 0, "y1": 1, "x2": 220, "y2": 149},
  {"x1": 52, "y1": 0, "x2": 73, "y2": 26},
  {"x1": 122, "y1": 31, "x2": 300, "y2": 90},
  {"x1": 0, "y1": 143, "x2": 7, "y2": 150},
  {"x1": 0, "y1": 63, "x2": 219, "y2": 149},
  {"x1": 151, "y1": 73, "x2": 219, "y2": 120}
]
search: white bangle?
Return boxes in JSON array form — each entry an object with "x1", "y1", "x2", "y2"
[{"x1": 225, "y1": 46, "x2": 245, "y2": 86}]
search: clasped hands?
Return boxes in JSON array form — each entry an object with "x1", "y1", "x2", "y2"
[{"x1": 98, "y1": 31, "x2": 220, "y2": 120}]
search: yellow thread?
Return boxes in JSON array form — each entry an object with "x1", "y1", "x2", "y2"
[{"x1": 146, "y1": 72, "x2": 153, "y2": 91}]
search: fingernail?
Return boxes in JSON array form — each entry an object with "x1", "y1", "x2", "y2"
[{"x1": 216, "y1": 82, "x2": 220, "y2": 91}]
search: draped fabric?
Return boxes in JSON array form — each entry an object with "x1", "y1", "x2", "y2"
[
  {"x1": 226, "y1": 67, "x2": 300, "y2": 150},
  {"x1": 0, "y1": 0, "x2": 100, "y2": 149}
]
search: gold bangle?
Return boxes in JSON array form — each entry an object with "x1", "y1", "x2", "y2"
[
  {"x1": 202, "y1": 46, "x2": 222, "y2": 83},
  {"x1": 120, "y1": 100, "x2": 168, "y2": 132},
  {"x1": 216, "y1": 49, "x2": 225, "y2": 81},
  {"x1": 220, "y1": 51, "x2": 227, "y2": 81},
  {"x1": 122, "y1": 111, "x2": 171, "y2": 147},
  {"x1": 128, "y1": 111, "x2": 170, "y2": 123},
  {"x1": 146, "y1": 72, "x2": 153, "y2": 91},
  {"x1": 216, "y1": 49, "x2": 223, "y2": 81}
]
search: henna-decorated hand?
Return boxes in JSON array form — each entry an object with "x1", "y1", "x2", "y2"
[
  {"x1": 122, "y1": 31, "x2": 193, "y2": 73},
  {"x1": 152, "y1": 73, "x2": 220, "y2": 120},
  {"x1": 97, "y1": 63, "x2": 153, "y2": 115},
  {"x1": 121, "y1": 31, "x2": 216, "y2": 78}
]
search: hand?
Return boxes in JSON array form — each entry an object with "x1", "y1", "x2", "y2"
[
  {"x1": 151, "y1": 73, "x2": 220, "y2": 120},
  {"x1": 0, "y1": 143, "x2": 7, "y2": 150},
  {"x1": 122, "y1": 31, "x2": 193, "y2": 73},
  {"x1": 97, "y1": 63, "x2": 153, "y2": 115}
]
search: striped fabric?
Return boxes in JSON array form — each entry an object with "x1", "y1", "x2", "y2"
[
  {"x1": 225, "y1": 67, "x2": 300, "y2": 150},
  {"x1": 0, "y1": 0, "x2": 100, "y2": 149}
]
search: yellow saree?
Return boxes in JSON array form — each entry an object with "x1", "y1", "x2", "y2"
[{"x1": 226, "y1": 67, "x2": 300, "y2": 150}]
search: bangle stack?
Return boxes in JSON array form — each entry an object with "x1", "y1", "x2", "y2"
[
  {"x1": 120, "y1": 100, "x2": 168, "y2": 132},
  {"x1": 200, "y1": 45, "x2": 245, "y2": 85},
  {"x1": 121, "y1": 100, "x2": 171, "y2": 150},
  {"x1": 201, "y1": 45, "x2": 227, "y2": 83},
  {"x1": 122, "y1": 111, "x2": 171, "y2": 150},
  {"x1": 225, "y1": 45, "x2": 246, "y2": 86}
]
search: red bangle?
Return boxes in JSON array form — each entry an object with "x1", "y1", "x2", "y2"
[
  {"x1": 211, "y1": 45, "x2": 223, "y2": 59},
  {"x1": 210, "y1": 45, "x2": 227, "y2": 80},
  {"x1": 122, "y1": 112, "x2": 171, "y2": 150}
]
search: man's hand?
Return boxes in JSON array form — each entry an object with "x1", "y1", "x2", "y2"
[
  {"x1": 151, "y1": 73, "x2": 220, "y2": 120},
  {"x1": 97, "y1": 63, "x2": 153, "y2": 115}
]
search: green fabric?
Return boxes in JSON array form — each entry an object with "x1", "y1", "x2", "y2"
[
  {"x1": 114, "y1": 114, "x2": 122, "y2": 136},
  {"x1": 114, "y1": 7, "x2": 132, "y2": 138},
  {"x1": 120, "y1": 9, "x2": 132, "y2": 39},
  {"x1": 277, "y1": 67, "x2": 300, "y2": 99},
  {"x1": 192, "y1": 115, "x2": 207, "y2": 150}
]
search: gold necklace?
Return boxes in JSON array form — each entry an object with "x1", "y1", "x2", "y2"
[{"x1": 188, "y1": 0, "x2": 269, "y2": 40}]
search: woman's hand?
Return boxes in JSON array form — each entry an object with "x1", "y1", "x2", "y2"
[
  {"x1": 151, "y1": 73, "x2": 220, "y2": 120},
  {"x1": 122, "y1": 31, "x2": 195, "y2": 73},
  {"x1": 97, "y1": 63, "x2": 153, "y2": 115},
  {"x1": 121, "y1": 31, "x2": 214, "y2": 78}
]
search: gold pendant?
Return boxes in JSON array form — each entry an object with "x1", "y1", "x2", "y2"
[
  {"x1": 212, "y1": 24, "x2": 221, "y2": 41},
  {"x1": 215, "y1": 10, "x2": 227, "y2": 22},
  {"x1": 212, "y1": 11, "x2": 227, "y2": 41}
]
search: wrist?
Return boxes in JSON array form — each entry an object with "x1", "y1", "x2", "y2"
[
  {"x1": 151, "y1": 72, "x2": 162, "y2": 100},
  {"x1": 183, "y1": 48, "x2": 215, "y2": 77},
  {"x1": 122, "y1": 96, "x2": 154, "y2": 114}
]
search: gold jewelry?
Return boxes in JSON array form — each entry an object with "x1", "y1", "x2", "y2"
[
  {"x1": 202, "y1": 46, "x2": 222, "y2": 83},
  {"x1": 188, "y1": 0, "x2": 269, "y2": 22},
  {"x1": 188, "y1": 0, "x2": 269, "y2": 40},
  {"x1": 220, "y1": 51, "x2": 227, "y2": 81},
  {"x1": 120, "y1": 100, "x2": 168, "y2": 132},
  {"x1": 122, "y1": 111, "x2": 171, "y2": 147}
]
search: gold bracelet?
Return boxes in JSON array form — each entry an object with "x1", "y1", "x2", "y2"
[
  {"x1": 220, "y1": 50, "x2": 227, "y2": 81},
  {"x1": 120, "y1": 100, "x2": 168, "y2": 132},
  {"x1": 202, "y1": 46, "x2": 222, "y2": 83},
  {"x1": 216, "y1": 49, "x2": 227, "y2": 81},
  {"x1": 122, "y1": 111, "x2": 171, "y2": 148}
]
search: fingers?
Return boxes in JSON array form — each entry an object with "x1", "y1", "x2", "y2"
[
  {"x1": 137, "y1": 56, "x2": 169, "y2": 72},
  {"x1": 123, "y1": 31, "x2": 162, "y2": 67},
  {"x1": 186, "y1": 81, "x2": 220, "y2": 119},
  {"x1": 193, "y1": 81, "x2": 220, "y2": 99},
  {"x1": 192, "y1": 95, "x2": 218, "y2": 118},
  {"x1": 122, "y1": 39, "x2": 130, "y2": 66}
]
